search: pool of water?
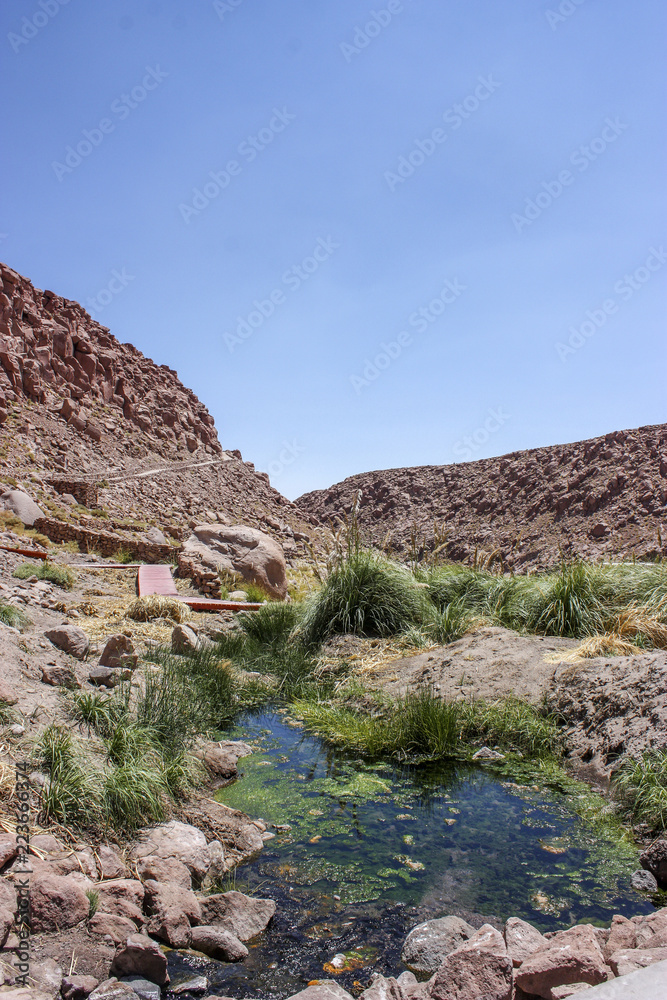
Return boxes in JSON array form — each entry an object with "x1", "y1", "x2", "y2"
[{"x1": 167, "y1": 711, "x2": 658, "y2": 998}]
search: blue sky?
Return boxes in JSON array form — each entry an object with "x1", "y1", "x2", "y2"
[{"x1": 1, "y1": 0, "x2": 665, "y2": 499}]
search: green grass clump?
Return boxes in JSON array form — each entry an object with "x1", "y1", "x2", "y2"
[
  {"x1": 301, "y1": 551, "x2": 426, "y2": 645},
  {"x1": 238, "y1": 602, "x2": 301, "y2": 647},
  {"x1": 613, "y1": 751, "x2": 667, "y2": 832},
  {"x1": 294, "y1": 691, "x2": 562, "y2": 763},
  {"x1": 34, "y1": 725, "x2": 102, "y2": 827},
  {"x1": 13, "y1": 560, "x2": 75, "y2": 590},
  {"x1": 85, "y1": 889, "x2": 99, "y2": 918},
  {"x1": 0, "y1": 601, "x2": 28, "y2": 629}
]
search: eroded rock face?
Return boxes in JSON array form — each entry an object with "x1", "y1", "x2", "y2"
[
  {"x1": 181, "y1": 524, "x2": 288, "y2": 600},
  {"x1": 401, "y1": 915, "x2": 476, "y2": 974}
]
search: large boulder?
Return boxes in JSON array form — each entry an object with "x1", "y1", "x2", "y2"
[
  {"x1": 0, "y1": 489, "x2": 44, "y2": 526},
  {"x1": 199, "y1": 890, "x2": 275, "y2": 940},
  {"x1": 44, "y1": 625, "x2": 90, "y2": 660},
  {"x1": 426, "y1": 925, "x2": 513, "y2": 1000},
  {"x1": 182, "y1": 524, "x2": 288, "y2": 600},
  {"x1": 29, "y1": 873, "x2": 89, "y2": 932},
  {"x1": 131, "y1": 821, "x2": 210, "y2": 880},
  {"x1": 401, "y1": 915, "x2": 476, "y2": 975}
]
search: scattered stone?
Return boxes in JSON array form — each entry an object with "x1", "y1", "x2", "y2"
[
  {"x1": 0, "y1": 872, "x2": 17, "y2": 913},
  {"x1": 171, "y1": 624, "x2": 198, "y2": 653},
  {"x1": 89, "y1": 666, "x2": 122, "y2": 687},
  {"x1": 135, "y1": 855, "x2": 192, "y2": 889},
  {"x1": 88, "y1": 912, "x2": 139, "y2": 944},
  {"x1": 144, "y1": 528, "x2": 167, "y2": 545},
  {"x1": 472, "y1": 746, "x2": 505, "y2": 761},
  {"x1": 504, "y1": 916, "x2": 548, "y2": 967},
  {"x1": 99, "y1": 634, "x2": 138, "y2": 670},
  {"x1": 0, "y1": 680, "x2": 18, "y2": 704},
  {"x1": 401, "y1": 915, "x2": 476, "y2": 974},
  {"x1": 228, "y1": 591, "x2": 248, "y2": 601},
  {"x1": 143, "y1": 878, "x2": 201, "y2": 948},
  {"x1": 29, "y1": 873, "x2": 89, "y2": 932},
  {"x1": 116, "y1": 979, "x2": 161, "y2": 1000},
  {"x1": 41, "y1": 663, "x2": 80, "y2": 688},
  {"x1": 89, "y1": 980, "x2": 141, "y2": 1000},
  {"x1": 199, "y1": 890, "x2": 276, "y2": 941},
  {"x1": 603, "y1": 915, "x2": 636, "y2": 960},
  {"x1": 110, "y1": 934, "x2": 170, "y2": 986},
  {"x1": 395, "y1": 971, "x2": 419, "y2": 997},
  {"x1": 169, "y1": 975, "x2": 209, "y2": 994},
  {"x1": 640, "y1": 839, "x2": 667, "y2": 887},
  {"x1": 201, "y1": 744, "x2": 238, "y2": 781},
  {"x1": 189, "y1": 925, "x2": 248, "y2": 962},
  {"x1": 61, "y1": 976, "x2": 100, "y2": 1000},
  {"x1": 31, "y1": 957, "x2": 63, "y2": 998},
  {"x1": 9, "y1": 723, "x2": 25, "y2": 736},
  {"x1": 44, "y1": 624, "x2": 90, "y2": 660},
  {"x1": 631, "y1": 869, "x2": 658, "y2": 892}
]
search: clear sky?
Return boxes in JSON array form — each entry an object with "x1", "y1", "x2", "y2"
[{"x1": 1, "y1": 0, "x2": 665, "y2": 499}]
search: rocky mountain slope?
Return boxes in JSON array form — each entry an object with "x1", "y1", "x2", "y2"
[
  {"x1": 297, "y1": 424, "x2": 667, "y2": 571},
  {"x1": 0, "y1": 262, "x2": 315, "y2": 543}
]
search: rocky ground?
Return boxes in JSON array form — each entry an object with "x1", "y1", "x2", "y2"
[{"x1": 297, "y1": 423, "x2": 667, "y2": 572}]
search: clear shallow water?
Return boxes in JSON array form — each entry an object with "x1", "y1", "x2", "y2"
[{"x1": 167, "y1": 711, "x2": 658, "y2": 999}]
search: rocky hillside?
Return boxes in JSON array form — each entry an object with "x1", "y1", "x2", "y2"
[
  {"x1": 297, "y1": 424, "x2": 667, "y2": 571},
  {"x1": 0, "y1": 262, "x2": 315, "y2": 542}
]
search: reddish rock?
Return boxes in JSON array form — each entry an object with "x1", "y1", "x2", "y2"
[
  {"x1": 199, "y1": 889, "x2": 275, "y2": 941},
  {"x1": 95, "y1": 879, "x2": 145, "y2": 926},
  {"x1": 29, "y1": 873, "x2": 89, "y2": 932},
  {"x1": 41, "y1": 663, "x2": 81, "y2": 688},
  {"x1": 135, "y1": 855, "x2": 192, "y2": 889},
  {"x1": 182, "y1": 524, "x2": 288, "y2": 600},
  {"x1": 640, "y1": 840, "x2": 667, "y2": 887},
  {"x1": 110, "y1": 933, "x2": 169, "y2": 986},
  {"x1": 515, "y1": 923, "x2": 609, "y2": 997},
  {"x1": 428, "y1": 948, "x2": 513, "y2": 1000},
  {"x1": 608, "y1": 946, "x2": 667, "y2": 977},
  {"x1": 131, "y1": 820, "x2": 211, "y2": 879},
  {"x1": 143, "y1": 878, "x2": 201, "y2": 948},
  {"x1": 0, "y1": 681, "x2": 18, "y2": 706},
  {"x1": 0, "y1": 833, "x2": 17, "y2": 869},
  {"x1": 631, "y1": 908, "x2": 667, "y2": 949},
  {"x1": 603, "y1": 914, "x2": 636, "y2": 960},
  {"x1": 88, "y1": 912, "x2": 138, "y2": 944},
  {"x1": 504, "y1": 916, "x2": 548, "y2": 967},
  {"x1": 96, "y1": 845, "x2": 128, "y2": 880},
  {"x1": 44, "y1": 625, "x2": 90, "y2": 660},
  {"x1": 98, "y1": 634, "x2": 138, "y2": 670},
  {"x1": 61, "y1": 975, "x2": 100, "y2": 1000}
]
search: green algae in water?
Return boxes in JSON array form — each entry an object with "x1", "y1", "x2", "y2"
[{"x1": 217, "y1": 713, "x2": 653, "y2": 925}]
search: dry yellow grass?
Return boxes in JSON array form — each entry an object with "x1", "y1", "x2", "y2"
[
  {"x1": 316, "y1": 634, "x2": 438, "y2": 679},
  {"x1": 126, "y1": 595, "x2": 191, "y2": 623},
  {"x1": 609, "y1": 598, "x2": 667, "y2": 648}
]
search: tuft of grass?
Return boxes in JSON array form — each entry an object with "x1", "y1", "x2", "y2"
[
  {"x1": 12, "y1": 561, "x2": 75, "y2": 590},
  {"x1": 238, "y1": 602, "x2": 301, "y2": 647},
  {"x1": 112, "y1": 548, "x2": 135, "y2": 564},
  {"x1": 0, "y1": 601, "x2": 29, "y2": 629},
  {"x1": 613, "y1": 751, "x2": 667, "y2": 832},
  {"x1": 126, "y1": 595, "x2": 191, "y2": 623},
  {"x1": 85, "y1": 889, "x2": 99, "y2": 918},
  {"x1": 34, "y1": 725, "x2": 102, "y2": 826},
  {"x1": 422, "y1": 599, "x2": 474, "y2": 645},
  {"x1": 102, "y1": 761, "x2": 167, "y2": 831},
  {"x1": 301, "y1": 551, "x2": 426, "y2": 645},
  {"x1": 294, "y1": 691, "x2": 562, "y2": 763},
  {"x1": 242, "y1": 581, "x2": 271, "y2": 603}
]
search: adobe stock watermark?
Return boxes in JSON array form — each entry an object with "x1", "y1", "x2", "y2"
[
  {"x1": 222, "y1": 236, "x2": 339, "y2": 352},
  {"x1": 556, "y1": 246, "x2": 666, "y2": 362},
  {"x1": 453, "y1": 407, "x2": 511, "y2": 461},
  {"x1": 340, "y1": 0, "x2": 413, "y2": 63},
  {"x1": 384, "y1": 75, "x2": 501, "y2": 192},
  {"x1": 85, "y1": 267, "x2": 135, "y2": 316},
  {"x1": 51, "y1": 66, "x2": 168, "y2": 181},
  {"x1": 8, "y1": 0, "x2": 71, "y2": 54},
  {"x1": 350, "y1": 277, "x2": 467, "y2": 394},
  {"x1": 213, "y1": 0, "x2": 245, "y2": 20},
  {"x1": 545, "y1": 0, "x2": 587, "y2": 31},
  {"x1": 13, "y1": 762, "x2": 32, "y2": 985},
  {"x1": 511, "y1": 117, "x2": 628, "y2": 233},
  {"x1": 179, "y1": 107, "x2": 296, "y2": 224},
  {"x1": 263, "y1": 440, "x2": 306, "y2": 482}
]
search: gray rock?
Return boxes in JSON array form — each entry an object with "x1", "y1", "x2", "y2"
[
  {"x1": 401, "y1": 915, "x2": 476, "y2": 974},
  {"x1": 171, "y1": 624, "x2": 198, "y2": 653},
  {"x1": 89, "y1": 666, "x2": 121, "y2": 687},
  {"x1": 199, "y1": 890, "x2": 276, "y2": 941},
  {"x1": 0, "y1": 489, "x2": 45, "y2": 526},
  {"x1": 169, "y1": 975, "x2": 209, "y2": 994},
  {"x1": 61, "y1": 976, "x2": 100, "y2": 1000},
  {"x1": 631, "y1": 869, "x2": 659, "y2": 892},
  {"x1": 189, "y1": 925, "x2": 248, "y2": 962},
  {"x1": 89, "y1": 981, "x2": 141, "y2": 1000},
  {"x1": 144, "y1": 528, "x2": 166, "y2": 545},
  {"x1": 285, "y1": 984, "x2": 354, "y2": 1000},
  {"x1": 117, "y1": 979, "x2": 161, "y2": 1000},
  {"x1": 640, "y1": 839, "x2": 667, "y2": 887},
  {"x1": 228, "y1": 591, "x2": 248, "y2": 601},
  {"x1": 182, "y1": 524, "x2": 287, "y2": 600},
  {"x1": 44, "y1": 624, "x2": 89, "y2": 660},
  {"x1": 472, "y1": 746, "x2": 505, "y2": 761}
]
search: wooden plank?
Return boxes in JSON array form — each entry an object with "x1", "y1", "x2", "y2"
[
  {"x1": 182, "y1": 598, "x2": 262, "y2": 612},
  {"x1": 0, "y1": 545, "x2": 49, "y2": 560},
  {"x1": 137, "y1": 564, "x2": 180, "y2": 597}
]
